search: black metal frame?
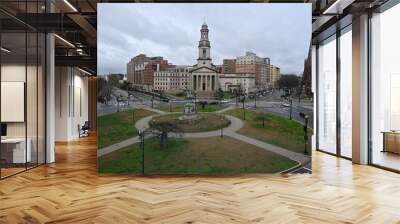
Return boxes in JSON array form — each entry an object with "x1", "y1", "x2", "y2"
[
  {"x1": 0, "y1": 0, "x2": 47, "y2": 180},
  {"x1": 315, "y1": 0, "x2": 400, "y2": 171},
  {"x1": 315, "y1": 21, "x2": 353, "y2": 161},
  {"x1": 367, "y1": 0, "x2": 400, "y2": 172}
]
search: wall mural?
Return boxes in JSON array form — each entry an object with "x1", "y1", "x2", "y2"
[{"x1": 97, "y1": 3, "x2": 313, "y2": 175}]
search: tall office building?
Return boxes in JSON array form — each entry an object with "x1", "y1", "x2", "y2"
[{"x1": 235, "y1": 52, "x2": 270, "y2": 86}]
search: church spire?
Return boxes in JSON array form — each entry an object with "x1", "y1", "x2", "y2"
[{"x1": 198, "y1": 22, "x2": 211, "y2": 67}]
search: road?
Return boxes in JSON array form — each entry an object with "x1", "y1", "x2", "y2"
[
  {"x1": 98, "y1": 89, "x2": 314, "y2": 128},
  {"x1": 228, "y1": 91, "x2": 314, "y2": 127}
]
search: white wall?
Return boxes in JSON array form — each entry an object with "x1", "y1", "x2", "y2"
[{"x1": 55, "y1": 67, "x2": 89, "y2": 141}]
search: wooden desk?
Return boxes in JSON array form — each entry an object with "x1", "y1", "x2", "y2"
[
  {"x1": 1, "y1": 138, "x2": 31, "y2": 164},
  {"x1": 382, "y1": 131, "x2": 400, "y2": 154}
]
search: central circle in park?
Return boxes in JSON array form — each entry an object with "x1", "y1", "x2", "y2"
[{"x1": 149, "y1": 113, "x2": 231, "y2": 133}]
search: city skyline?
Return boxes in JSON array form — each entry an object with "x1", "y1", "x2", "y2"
[{"x1": 98, "y1": 3, "x2": 311, "y2": 75}]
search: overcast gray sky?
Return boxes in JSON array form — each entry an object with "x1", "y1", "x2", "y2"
[{"x1": 98, "y1": 3, "x2": 311, "y2": 75}]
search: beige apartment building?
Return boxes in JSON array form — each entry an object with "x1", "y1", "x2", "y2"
[
  {"x1": 269, "y1": 65, "x2": 281, "y2": 88},
  {"x1": 153, "y1": 66, "x2": 192, "y2": 92},
  {"x1": 218, "y1": 73, "x2": 256, "y2": 94}
]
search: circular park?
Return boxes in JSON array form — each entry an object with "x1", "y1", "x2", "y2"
[
  {"x1": 97, "y1": 90, "x2": 312, "y2": 175},
  {"x1": 149, "y1": 113, "x2": 231, "y2": 133}
]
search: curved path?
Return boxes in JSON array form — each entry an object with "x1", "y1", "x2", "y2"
[
  {"x1": 135, "y1": 113, "x2": 243, "y2": 138},
  {"x1": 98, "y1": 105, "x2": 310, "y2": 170}
]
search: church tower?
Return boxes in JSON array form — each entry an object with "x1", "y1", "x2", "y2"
[{"x1": 197, "y1": 22, "x2": 212, "y2": 67}]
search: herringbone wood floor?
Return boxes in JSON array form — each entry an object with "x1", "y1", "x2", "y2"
[{"x1": 1, "y1": 135, "x2": 400, "y2": 223}]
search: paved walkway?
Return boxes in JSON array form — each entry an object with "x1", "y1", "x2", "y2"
[
  {"x1": 97, "y1": 136, "x2": 140, "y2": 157},
  {"x1": 98, "y1": 114, "x2": 244, "y2": 157},
  {"x1": 142, "y1": 107, "x2": 167, "y2": 115},
  {"x1": 215, "y1": 105, "x2": 235, "y2": 114},
  {"x1": 226, "y1": 132, "x2": 309, "y2": 165},
  {"x1": 98, "y1": 106, "x2": 310, "y2": 167}
]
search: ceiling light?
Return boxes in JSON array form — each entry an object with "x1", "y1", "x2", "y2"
[
  {"x1": 1, "y1": 47, "x2": 11, "y2": 53},
  {"x1": 78, "y1": 67, "x2": 93, "y2": 76},
  {"x1": 323, "y1": 0, "x2": 355, "y2": 15},
  {"x1": 54, "y1": 34, "x2": 75, "y2": 48},
  {"x1": 63, "y1": 0, "x2": 78, "y2": 12}
]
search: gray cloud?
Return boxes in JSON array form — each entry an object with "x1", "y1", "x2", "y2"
[{"x1": 98, "y1": 3, "x2": 311, "y2": 75}]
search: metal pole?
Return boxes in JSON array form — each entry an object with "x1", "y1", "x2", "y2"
[
  {"x1": 235, "y1": 94, "x2": 238, "y2": 107},
  {"x1": 220, "y1": 118, "x2": 224, "y2": 138},
  {"x1": 254, "y1": 92, "x2": 257, "y2": 108},
  {"x1": 141, "y1": 132, "x2": 145, "y2": 175},
  {"x1": 151, "y1": 93, "x2": 154, "y2": 108},
  {"x1": 242, "y1": 97, "x2": 246, "y2": 120},
  {"x1": 289, "y1": 99, "x2": 293, "y2": 120},
  {"x1": 133, "y1": 110, "x2": 135, "y2": 122},
  {"x1": 304, "y1": 117, "x2": 308, "y2": 154}
]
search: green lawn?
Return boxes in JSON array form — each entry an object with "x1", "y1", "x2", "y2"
[
  {"x1": 156, "y1": 103, "x2": 226, "y2": 113},
  {"x1": 224, "y1": 109, "x2": 312, "y2": 155},
  {"x1": 98, "y1": 137, "x2": 297, "y2": 174},
  {"x1": 97, "y1": 109, "x2": 155, "y2": 149},
  {"x1": 150, "y1": 113, "x2": 230, "y2": 133}
]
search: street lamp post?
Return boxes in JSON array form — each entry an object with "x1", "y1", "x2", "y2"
[
  {"x1": 151, "y1": 92, "x2": 154, "y2": 108},
  {"x1": 117, "y1": 96, "x2": 121, "y2": 112},
  {"x1": 254, "y1": 92, "x2": 257, "y2": 108},
  {"x1": 235, "y1": 92, "x2": 238, "y2": 107},
  {"x1": 139, "y1": 131, "x2": 145, "y2": 174},
  {"x1": 220, "y1": 117, "x2": 224, "y2": 138},
  {"x1": 299, "y1": 112, "x2": 309, "y2": 155},
  {"x1": 241, "y1": 95, "x2": 246, "y2": 120},
  {"x1": 289, "y1": 98, "x2": 293, "y2": 120}
]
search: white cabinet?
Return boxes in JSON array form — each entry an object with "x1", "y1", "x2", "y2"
[{"x1": 1, "y1": 138, "x2": 31, "y2": 163}]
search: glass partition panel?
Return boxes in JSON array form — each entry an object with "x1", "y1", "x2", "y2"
[
  {"x1": 339, "y1": 27, "x2": 352, "y2": 158},
  {"x1": 371, "y1": 3, "x2": 400, "y2": 171},
  {"x1": 27, "y1": 31, "x2": 38, "y2": 169},
  {"x1": 37, "y1": 32, "x2": 45, "y2": 165},
  {"x1": 317, "y1": 35, "x2": 337, "y2": 154},
  {"x1": 1, "y1": 31, "x2": 27, "y2": 178}
]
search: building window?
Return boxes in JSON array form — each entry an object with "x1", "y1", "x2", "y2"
[
  {"x1": 340, "y1": 26, "x2": 352, "y2": 158},
  {"x1": 370, "y1": 4, "x2": 400, "y2": 171},
  {"x1": 317, "y1": 35, "x2": 337, "y2": 155}
]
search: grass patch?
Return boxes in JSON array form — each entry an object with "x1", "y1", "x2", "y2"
[
  {"x1": 98, "y1": 137, "x2": 297, "y2": 174},
  {"x1": 97, "y1": 109, "x2": 156, "y2": 149},
  {"x1": 156, "y1": 103, "x2": 226, "y2": 113},
  {"x1": 150, "y1": 113, "x2": 230, "y2": 133},
  {"x1": 224, "y1": 108, "x2": 312, "y2": 155}
]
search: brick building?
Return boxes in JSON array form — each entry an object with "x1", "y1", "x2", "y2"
[
  {"x1": 222, "y1": 59, "x2": 236, "y2": 74},
  {"x1": 127, "y1": 54, "x2": 170, "y2": 89}
]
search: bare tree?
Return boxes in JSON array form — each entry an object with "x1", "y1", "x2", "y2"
[{"x1": 149, "y1": 121, "x2": 183, "y2": 148}]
